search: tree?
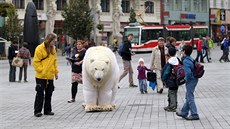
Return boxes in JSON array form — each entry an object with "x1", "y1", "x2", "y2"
[
  {"x1": 1, "y1": 2, "x2": 22, "y2": 41},
  {"x1": 62, "y1": 0, "x2": 93, "y2": 40},
  {"x1": 129, "y1": 8, "x2": 137, "y2": 23}
]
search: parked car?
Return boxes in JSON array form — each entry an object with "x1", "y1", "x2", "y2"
[{"x1": 0, "y1": 37, "x2": 11, "y2": 57}]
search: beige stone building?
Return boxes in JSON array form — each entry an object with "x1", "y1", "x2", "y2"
[{"x1": 7, "y1": 0, "x2": 161, "y2": 46}]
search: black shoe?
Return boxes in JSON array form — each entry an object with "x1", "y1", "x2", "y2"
[
  {"x1": 185, "y1": 115, "x2": 200, "y2": 120},
  {"x1": 44, "y1": 112, "x2": 54, "y2": 115},
  {"x1": 176, "y1": 112, "x2": 187, "y2": 119},
  {"x1": 140, "y1": 91, "x2": 144, "y2": 94},
  {"x1": 129, "y1": 84, "x2": 138, "y2": 87},
  {"x1": 34, "y1": 112, "x2": 42, "y2": 117},
  {"x1": 24, "y1": 80, "x2": 28, "y2": 82},
  {"x1": 157, "y1": 88, "x2": 163, "y2": 94},
  {"x1": 144, "y1": 91, "x2": 148, "y2": 94},
  {"x1": 118, "y1": 86, "x2": 120, "y2": 89},
  {"x1": 164, "y1": 106, "x2": 170, "y2": 111},
  {"x1": 68, "y1": 99, "x2": 75, "y2": 103},
  {"x1": 165, "y1": 107, "x2": 176, "y2": 112},
  {"x1": 219, "y1": 59, "x2": 222, "y2": 63}
]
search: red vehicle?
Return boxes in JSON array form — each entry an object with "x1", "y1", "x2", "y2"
[{"x1": 123, "y1": 23, "x2": 209, "y2": 52}]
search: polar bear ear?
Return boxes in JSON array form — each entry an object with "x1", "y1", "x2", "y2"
[
  {"x1": 105, "y1": 60, "x2": 109, "y2": 65},
  {"x1": 90, "y1": 59, "x2": 95, "y2": 63}
]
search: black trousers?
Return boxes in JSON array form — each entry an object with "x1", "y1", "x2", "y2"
[
  {"x1": 9, "y1": 60, "x2": 16, "y2": 82},
  {"x1": 195, "y1": 51, "x2": 204, "y2": 62},
  {"x1": 34, "y1": 78, "x2": 54, "y2": 114},
  {"x1": 71, "y1": 82, "x2": 78, "y2": 99}
]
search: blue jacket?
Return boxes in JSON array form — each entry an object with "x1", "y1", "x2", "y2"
[{"x1": 183, "y1": 56, "x2": 197, "y2": 81}]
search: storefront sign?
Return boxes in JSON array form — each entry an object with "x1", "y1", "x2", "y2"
[{"x1": 180, "y1": 14, "x2": 196, "y2": 19}]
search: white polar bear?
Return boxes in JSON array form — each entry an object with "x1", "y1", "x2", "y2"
[{"x1": 82, "y1": 46, "x2": 120, "y2": 112}]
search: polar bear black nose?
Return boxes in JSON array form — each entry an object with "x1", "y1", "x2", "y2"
[{"x1": 97, "y1": 78, "x2": 101, "y2": 81}]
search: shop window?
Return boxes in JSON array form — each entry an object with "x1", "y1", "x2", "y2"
[
  {"x1": 101, "y1": 0, "x2": 110, "y2": 12},
  {"x1": 122, "y1": 0, "x2": 130, "y2": 13},
  {"x1": 145, "y1": 1, "x2": 154, "y2": 13},
  {"x1": 12, "y1": 0, "x2": 25, "y2": 9},
  {"x1": 56, "y1": 0, "x2": 67, "y2": 10},
  {"x1": 33, "y1": 0, "x2": 44, "y2": 10}
]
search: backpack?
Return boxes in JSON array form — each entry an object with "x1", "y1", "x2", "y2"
[
  {"x1": 171, "y1": 64, "x2": 186, "y2": 86},
  {"x1": 188, "y1": 59, "x2": 205, "y2": 78},
  {"x1": 118, "y1": 42, "x2": 124, "y2": 56},
  {"x1": 193, "y1": 61, "x2": 205, "y2": 78}
]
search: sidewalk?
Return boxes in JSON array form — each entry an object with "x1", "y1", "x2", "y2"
[{"x1": 0, "y1": 47, "x2": 230, "y2": 129}]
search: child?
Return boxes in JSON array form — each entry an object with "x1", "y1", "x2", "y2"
[
  {"x1": 161, "y1": 47, "x2": 180, "y2": 112},
  {"x1": 137, "y1": 58, "x2": 151, "y2": 94}
]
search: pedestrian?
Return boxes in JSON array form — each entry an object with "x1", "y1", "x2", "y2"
[
  {"x1": 207, "y1": 36, "x2": 214, "y2": 61},
  {"x1": 61, "y1": 35, "x2": 66, "y2": 56},
  {"x1": 8, "y1": 40, "x2": 18, "y2": 82},
  {"x1": 113, "y1": 37, "x2": 118, "y2": 53},
  {"x1": 66, "y1": 40, "x2": 86, "y2": 103},
  {"x1": 17, "y1": 42, "x2": 31, "y2": 82},
  {"x1": 166, "y1": 37, "x2": 176, "y2": 49},
  {"x1": 179, "y1": 39, "x2": 185, "y2": 58},
  {"x1": 33, "y1": 33, "x2": 59, "y2": 117},
  {"x1": 176, "y1": 44, "x2": 200, "y2": 120},
  {"x1": 137, "y1": 58, "x2": 151, "y2": 94},
  {"x1": 202, "y1": 37, "x2": 210, "y2": 62},
  {"x1": 65, "y1": 44, "x2": 71, "y2": 65},
  {"x1": 219, "y1": 36, "x2": 230, "y2": 62},
  {"x1": 119, "y1": 33, "x2": 138, "y2": 88},
  {"x1": 195, "y1": 37, "x2": 204, "y2": 63},
  {"x1": 150, "y1": 37, "x2": 168, "y2": 94},
  {"x1": 162, "y1": 47, "x2": 180, "y2": 112}
]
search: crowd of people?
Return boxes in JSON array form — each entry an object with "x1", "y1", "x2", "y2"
[{"x1": 7, "y1": 33, "x2": 229, "y2": 120}]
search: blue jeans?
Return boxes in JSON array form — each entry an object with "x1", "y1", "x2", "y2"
[
  {"x1": 138, "y1": 79, "x2": 147, "y2": 92},
  {"x1": 180, "y1": 78, "x2": 199, "y2": 117}
]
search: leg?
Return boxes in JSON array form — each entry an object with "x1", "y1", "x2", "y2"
[
  {"x1": 24, "y1": 65, "x2": 28, "y2": 81},
  {"x1": 44, "y1": 80, "x2": 54, "y2": 114},
  {"x1": 119, "y1": 60, "x2": 129, "y2": 82},
  {"x1": 186, "y1": 80, "x2": 199, "y2": 117},
  {"x1": 34, "y1": 78, "x2": 45, "y2": 115},
  {"x1": 128, "y1": 61, "x2": 134, "y2": 85},
  {"x1": 71, "y1": 82, "x2": 78, "y2": 100},
  {"x1": 155, "y1": 70, "x2": 164, "y2": 93},
  {"x1": 83, "y1": 82, "x2": 98, "y2": 111},
  {"x1": 19, "y1": 67, "x2": 23, "y2": 82}
]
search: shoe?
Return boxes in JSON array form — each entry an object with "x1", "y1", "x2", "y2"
[
  {"x1": 140, "y1": 91, "x2": 144, "y2": 94},
  {"x1": 129, "y1": 84, "x2": 138, "y2": 87},
  {"x1": 164, "y1": 106, "x2": 170, "y2": 111},
  {"x1": 24, "y1": 80, "x2": 28, "y2": 82},
  {"x1": 144, "y1": 91, "x2": 148, "y2": 94},
  {"x1": 176, "y1": 112, "x2": 187, "y2": 119},
  {"x1": 118, "y1": 86, "x2": 120, "y2": 89},
  {"x1": 68, "y1": 99, "x2": 75, "y2": 103},
  {"x1": 185, "y1": 115, "x2": 200, "y2": 120},
  {"x1": 18, "y1": 80, "x2": 21, "y2": 83},
  {"x1": 34, "y1": 112, "x2": 42, "y2": 117},
  {"x1": 165, "y1": 107, "x2": 176, "y2": 112},
  {"x1": 219, "y1": 59, "x2": 222, "y2": 63},
  {"x1": 44, "y1": 112, "x2": 54, "y2": 115},
  {"x1": 157, "y1": 88, "x2": 163, "y2": 94}
]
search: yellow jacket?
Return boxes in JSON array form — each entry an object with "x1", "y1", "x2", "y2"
[{"x1": 33, "y1": 43, "x2": 58, "y2": 80}]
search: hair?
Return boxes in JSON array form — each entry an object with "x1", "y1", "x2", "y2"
[
  {"x1": 22, "y1": 42, "x2": 28, "y2": 47},
  {"x1": 12, "y1": 40, "x2": 18, "y2": 44},
  {"x1": 44, "y1": 33, "x2": 56, "y2": 55},
  {"x1": 182, "y1": 44, "x2": 193, "y2": 56},
  {"x1": 169, "y1": 37, "x2": 176, "y2": 44},
  {"x1": 128, "y1": 33, "x2": 133, "y2": 37}
]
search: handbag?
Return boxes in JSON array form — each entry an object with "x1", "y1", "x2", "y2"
[
  {"x1": 147, "y1": 71, "x2": 156, "y2": 82},
  {"x1": 12, "y1": 57, "x2": 23, "y2": 67}
]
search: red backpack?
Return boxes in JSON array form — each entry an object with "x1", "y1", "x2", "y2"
[{"x1": 188, "y1": 59, "x2": 205, "y2": 78}]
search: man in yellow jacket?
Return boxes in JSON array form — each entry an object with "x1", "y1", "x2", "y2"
[{"x1": 33, "y1": 33, "x2": 58, "y2": 117}]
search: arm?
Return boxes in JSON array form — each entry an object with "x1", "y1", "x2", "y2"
[
  {"x1": 33, "y1": 47, "x2": 43, "y2": 73},
  {"x1": 161, "y1": 63, "x2": 171, "y2": 81},
  {"x1": 183, "y1": 59, "x2": 193, "y2": 81},
  {"x1": 149, "y1": 49, "x2": 155, "y2": 69}
]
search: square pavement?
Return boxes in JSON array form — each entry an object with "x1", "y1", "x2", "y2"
[{"x1": 0, "y1": 47, "x2": 230, "y2": 129}]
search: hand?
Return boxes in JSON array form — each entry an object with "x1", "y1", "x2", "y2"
[
  {"x1": 55, "y1": 74, "x2": 58, "y2": 80},
  {"x1": 150, "y1": 66, "x2": 155, "y2": 70},
  {"x1": 74, "y1": 62, "x2": 80, "y2": 65}
]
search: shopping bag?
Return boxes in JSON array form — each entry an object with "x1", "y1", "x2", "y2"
[
  {"x1": 149, "y1": 81, "x2": 156, "y2": 91},
  {"x1": 147, "y1": 71, "x2": 156, "y2": 82},
  {"x1": 12, "y1": 57, "x2": 23, "y2": 67}
]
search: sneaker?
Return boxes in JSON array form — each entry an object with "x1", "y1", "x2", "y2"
[
  {"x1": 165, "y1": 107, "x2": 176, "y2": 112},
  {"x1": 68, "y1": 99, "x2": 75, "y2": 103},
  {"x1": 164, "y1": 106, "x2": 170, "y2": 111},
  {"x1": 129, "y1": 84, "x2": 138, "y2": 87},
  {"x1": 34, "y1": 112, "x2": 42, "y2": 117},
  {"x1": 44, "y1": 112, "x2": 54, "y2": 115},
  {"x1": 24, "y1": 80, "x2": 28, "y2": 82},
  {"x1": 176, "y1": 111, "x2": 187, "y2": 119},
  {"x1": 185, "y1": 115, "x2": 200, "y2": 120}
]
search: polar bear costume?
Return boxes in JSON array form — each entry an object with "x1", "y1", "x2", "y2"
[{"x1": 82, "y1": 46, "x2": 120, "y2": 112}]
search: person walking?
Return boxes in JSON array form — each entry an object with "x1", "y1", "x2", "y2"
[
  {"x1": 176, "y1": 44, "x2": 200, "y2": 120},
  {"x1": 219, "y1": 36, "x2": 230, "y2": 62},
  {"x1": 33, "y1": 33, "x2": 59, "y2": 117},
  {"x1": 202, "y1": 37, "x2": 210, "y2": 63},
  {"x1": 162, "y1": 47, "x2": 180, "y2": 112},
  {"x1": 150, "y1": 37, "x2": 168, "y2": 94},
  {"x1": 207, "y1": 36, "x2": 214, "y2": 61},
  {"x1": 195, "y1": 37, "x2": 204, "y2": 63},
  {"x1": 137, "y1": 58, "x2": 151, "y2": 94},
  {"x1": 8, "y1": 40, "x2": 18, "y2": 82},
  {"x1": 66, "y1": 40, "x2": 86, "y2": 103},
  {"x1": 61, "y1": 35, "x2": 66, "y2": 56},
  {"x1": 17, "y1": 42, "x2": 31, "y2": 82},
  {"x1": 119, "y1": 33, "x2": 138, "y2": 88}
]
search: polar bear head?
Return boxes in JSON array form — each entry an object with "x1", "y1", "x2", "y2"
[{"x1": 88, "y1": 58, "x2": 110, "y2": 82}]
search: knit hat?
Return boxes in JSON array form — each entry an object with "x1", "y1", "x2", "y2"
[
  {"x1": 138, "y1": 58, "x2": 144, "y2": 63},
  {"x1": 168, "y1": 47, "x2": 177, "y2": 56}
]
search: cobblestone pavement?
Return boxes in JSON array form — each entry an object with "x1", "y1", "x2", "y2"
[{"x1": 0, "y1": 47, "x2": 230, "y2": 129}]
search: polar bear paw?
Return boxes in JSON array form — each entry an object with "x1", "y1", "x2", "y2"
[
  {"x1": 99, "y1": 105, "x2": 114, "y2": 111},
  {"x1": 85, "y1": 105, "x2": 98, "y2": 112}
]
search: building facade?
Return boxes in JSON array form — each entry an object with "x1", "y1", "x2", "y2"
[
  {"x1": 163, "y1": 0, "x2": 209, "y2": 25},
  {"x1": 6, "y1": 0, "x2": 162, "y2": 46},
  {"x1": 210, "y1": 0, "x2": 230, "y2": 40}
]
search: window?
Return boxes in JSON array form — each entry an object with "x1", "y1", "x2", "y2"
[
  {"x1": 12, "y1": 0, "x2": 25, "y2": 9},
  {"x1": 145, "y1": 1, "x2": 154, "y2": 13},
  {"x1": 168, "y1": 30, "x2": 191, "y2": 41},
  {"x1": 33, "y1": 0, "x2": 44, "y2": 10},
  {"x1": 124, "y1": 28, "x2": 140, "y2": 45},
  {"x1": 56, "y1": 0, "x2": 67, "y2": 10},
  {"x1": 101, "y1": 0, "x2": 110, "y2": 12},
  {"x1": 122, "y1": 0, "x2": 130, "y2": 13},
  {"x1": 141, "y1": 29, "x2": 163, "y2": 44}
]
